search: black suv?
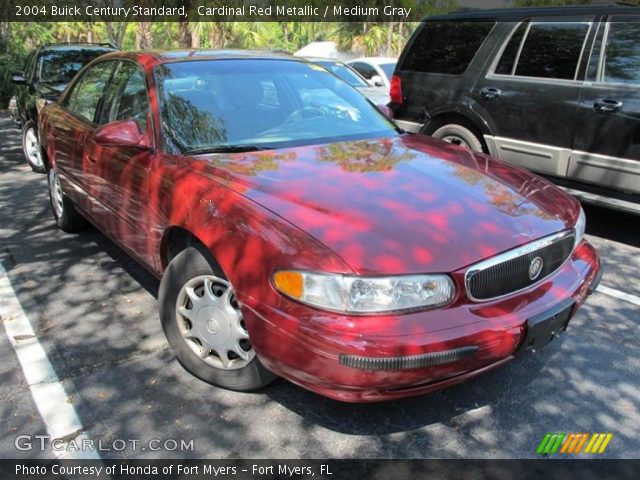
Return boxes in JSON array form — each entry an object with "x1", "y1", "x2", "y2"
[
  {"x1": 11, "y1": 43, "x2": 117, "y2": 172},
  {"x1": 391, "y1": 6, "x2": 640, "y2": 214}
]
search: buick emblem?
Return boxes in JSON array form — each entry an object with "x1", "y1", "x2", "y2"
[{"x1": 529, "y1": 256, "x2": 544, "y2": 280}]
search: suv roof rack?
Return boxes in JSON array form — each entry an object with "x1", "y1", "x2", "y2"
[{"x1": 41, "y1": 42, "x2": 118, "y2": 49}]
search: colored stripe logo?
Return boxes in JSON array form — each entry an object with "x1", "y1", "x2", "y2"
[{"x1": 537, "y1": 433, "x2": 613, "y2": 454}]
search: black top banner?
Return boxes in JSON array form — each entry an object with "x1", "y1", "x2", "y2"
[{"x1": 4, "y1": 0, "x2": 435, "y2": 22}]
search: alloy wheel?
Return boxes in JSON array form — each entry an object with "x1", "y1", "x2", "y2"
[
  {"x1": 24, "y1": 127, "x2": 44, "y2": 169},
  {"x1": 49, "y1": 169, "x2": 64, "y2": 218}
]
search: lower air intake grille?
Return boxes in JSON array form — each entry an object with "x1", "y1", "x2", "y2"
[
  {"x1": 466, "y1": 230, "x2": 575, "y2": 301},
  {"x1": 339, "y1": 346, "x2": 479, "y2": 371}
]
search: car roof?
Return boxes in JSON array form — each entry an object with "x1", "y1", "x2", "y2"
[
  {"x1": 349, "y1": 57, "x2": 397, "y2": 64},
  {"x1": 96, "y1": 49, "x2": 306, "y2": 67},
  {"x1": 38, "y1": 43, "x2": 117, "y2": 52},
  {"x1": 426, "y1": 5, "x2": 640, "y2": 22},
  {"x1": 304, "y1": 57, "x2": 344, "y2": 64}
]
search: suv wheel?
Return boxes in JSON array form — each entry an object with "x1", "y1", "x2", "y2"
[
  {"x1": 432, "y1": 124, "x2": 484, "y2": 153},
  {"x1": 159, "y1": 245, "x2": 277, "y2": 392},
  {"x1": 22, "y1": 121, "x2": 46, "y2": 173}
]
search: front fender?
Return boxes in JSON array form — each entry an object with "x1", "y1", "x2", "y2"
[{"x1": 150, "y1": 163, "x2": 354, "y2": 307}]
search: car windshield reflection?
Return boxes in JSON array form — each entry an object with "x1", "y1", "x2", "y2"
[{"x1": 154, "y1": 59, "x2": 397, "y2": 154}]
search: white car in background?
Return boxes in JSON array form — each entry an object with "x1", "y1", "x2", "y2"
[
  {"x1": 347, "y1": 57, "x2": 397, "y2": 88},
  {"x1": 306, "y1": 58, "x2": 390, "y2": 105}
]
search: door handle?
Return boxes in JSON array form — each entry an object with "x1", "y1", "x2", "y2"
[
  {"x1": 480, "y1": 87, "x2": 502, "y2": 100},
  {"x1": 593, "y1": 98, "x2": 623, "y2": 113}
]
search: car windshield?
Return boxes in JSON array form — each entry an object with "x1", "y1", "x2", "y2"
[
  {"x1": 38, "y1": 48, "x2": 113, "y2": 84},
  {"x1": 315, "y1": 61, "x2": 369, "y2": 87},
  {"x1": 379, "y1": 62, "x2": 396, "y2": 80},
  {"x1": 155, "y1": 59, "x2": 397, "y2": 153}
]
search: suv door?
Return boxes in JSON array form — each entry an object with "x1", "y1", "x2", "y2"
[
  {"x1": 475, "y1": 18, "x2": 594, "y2": 178},
  {"x1": 571, "y1": 15, "x2": 640, "y2": 195},
  {"x1": 15, "y1": 51, "x2": 36, "y2": 124}
]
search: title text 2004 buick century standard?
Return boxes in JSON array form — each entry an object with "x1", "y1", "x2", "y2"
[{"x1": 38, "y1": 51, "x2": 601, "y2": 402}]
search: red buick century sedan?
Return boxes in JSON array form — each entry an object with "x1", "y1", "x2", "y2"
[{"x1": 39, "y1": 51, "x2": 601, "y2": 402}]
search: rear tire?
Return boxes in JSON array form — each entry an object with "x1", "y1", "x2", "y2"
[
  {"x1": 22, "y1": 121, "x2": 46, "y2": 173},
  {"x1": 431, "y1": 123, "x2": 484, "y2": 153},
  {"x1": 48, "y1": 168, "x2": 87, "y2": 232},
  {"x1": 159, "y1": 244, "x2": 277, "y2": 392}
]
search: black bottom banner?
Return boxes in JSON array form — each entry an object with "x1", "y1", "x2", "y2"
[{"x1": 1, "y1": 459, "x2": 639, "y2": 480}]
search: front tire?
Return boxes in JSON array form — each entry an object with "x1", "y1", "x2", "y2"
[
  {"x1": 159, "y1": 245, "x2": 277, "y2": 392},
  {"x1": 22, "y1": 121, "x2": 46, "y2": 173},
  {"x1": 431, "y1": 123, "x2": 484, "y2": 153},
  {"x1": 48, "y1": 168, "x2": 87, "y2": 232}
]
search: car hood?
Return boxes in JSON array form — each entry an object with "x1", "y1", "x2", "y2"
[{"x1": 197, "y1": 135, "x2": 580, "y2": 275}]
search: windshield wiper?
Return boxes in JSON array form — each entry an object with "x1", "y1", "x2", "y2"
[{"x1": 184, "y1": 145, "x2": 274, "y2": 155}]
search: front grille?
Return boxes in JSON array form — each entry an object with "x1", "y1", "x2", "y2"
[{"x1": 465, "y1": 231, "x2": 575, "y2": 301}]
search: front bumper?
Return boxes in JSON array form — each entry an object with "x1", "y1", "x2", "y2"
[{"x1": 241, "y1": 241, "x2": 600, "y2": 402}]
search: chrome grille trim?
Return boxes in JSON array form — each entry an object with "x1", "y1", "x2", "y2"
[{"x1": 465, "y1": 230, "x2": 575, "y2": 302}]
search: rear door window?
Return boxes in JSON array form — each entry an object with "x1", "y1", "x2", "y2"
[
  {"x1": 495, "y1": 19, "x2": 592, "y2": 80},
  {"x1": 351, "y1": 62, "x2": 377, "y2": 80},
  {"x1": 65, "y1": 61, "x2": 117, "y2": 123},
  {"x1": 601, "y1": 17, "x2": 640, "y2": 84},
  {"x1": 401, "y1": 21, "x2": 496, "y2": 75},
  {"x1": 101, "y1": 62, "x2": 150, "y2": 131}
]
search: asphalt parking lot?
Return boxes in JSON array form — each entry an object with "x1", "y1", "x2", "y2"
[{"x1": 0, "y1": 111, "x2": 638, "y2": 460}]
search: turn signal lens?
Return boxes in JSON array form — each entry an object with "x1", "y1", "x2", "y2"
[{"x1": 273, "y1": 271, "x2": 304, "y2": 300}]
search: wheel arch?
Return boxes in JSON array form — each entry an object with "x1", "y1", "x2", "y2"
[
  {"x1": 422, "y1": 109, "x2": 493, "y2": 153},
  {"x1": 160, "y1": 226, "x2": 223, "y2": 274}
]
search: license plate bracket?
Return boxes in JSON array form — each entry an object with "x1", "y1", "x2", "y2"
[{"x1": 518, "y1": 299, "x2": 574, "y2": 354}]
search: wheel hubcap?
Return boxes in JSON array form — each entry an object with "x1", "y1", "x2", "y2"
[
  {"x1": 175, "y1": 275, "x2": 254, "y2": 370},
  {"x1": 49, "y1": 169, "x2": 64, "y2": 218},
  {"x1": 24, "y1": 128, "x2": 43, "y2": 168},
  {"x1": 440, "y1": 135, "x2": 470, "y2": 149}
]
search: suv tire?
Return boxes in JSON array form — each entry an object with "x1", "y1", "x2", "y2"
[{"x1": 432, "y1": 123, "x2": 484, "y2": 153}]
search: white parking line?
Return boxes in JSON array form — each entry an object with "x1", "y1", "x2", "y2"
[
  {"x1": 597, "y1": 284, "x2": 640, "y2": 308},
  {"x1": 0, "y1": 262, "x2": 100, "y2": 460}
]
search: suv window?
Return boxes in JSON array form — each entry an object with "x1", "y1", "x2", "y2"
[
  {"x1": 66, "y1": 61, "x2": 117, "y2": 123},
  {"x1": 602, "y1": 17, "x2": 640, "y2": 84},
  {"x1": 37, "y1": 48, "x2": 113, "y2": 84},
  {"x1": 401, "y1": 21, "x2": 495, "y2": 75},
  {"x1": 496, "y1": 20, "x2": 591, "y2": 80},
  {"x1": 101, "y1": 62, "x2": 150, "y2": 131}
]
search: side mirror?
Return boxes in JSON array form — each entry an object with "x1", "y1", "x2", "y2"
[
  {"x1": 94, "y1": 120, "x2": 151, "y2": 149},
  {"x1": 11, "y1": 73, "x2": 27, "y2": 85},
  {"x1": 371, "y1": 75, "x2": 384, "y2": 87},
  {"x1": 376, "y1": 104, "x2": 394, "y2": 119}
]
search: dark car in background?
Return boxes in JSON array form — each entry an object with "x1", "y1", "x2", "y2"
[
  {"x1": 391, "y1": 5, "x2": 640, "y2": 215},
  {"x1": 11, "y1": 43, "x2": 117, "y2": 172}
]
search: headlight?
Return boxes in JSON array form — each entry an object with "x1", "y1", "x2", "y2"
[
  {"x1": 573, "y1": 207, "x2": 586, "y2": 249},
  {"x1": 272, "y1": 270, "x2": 455, "y2": 314}
]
